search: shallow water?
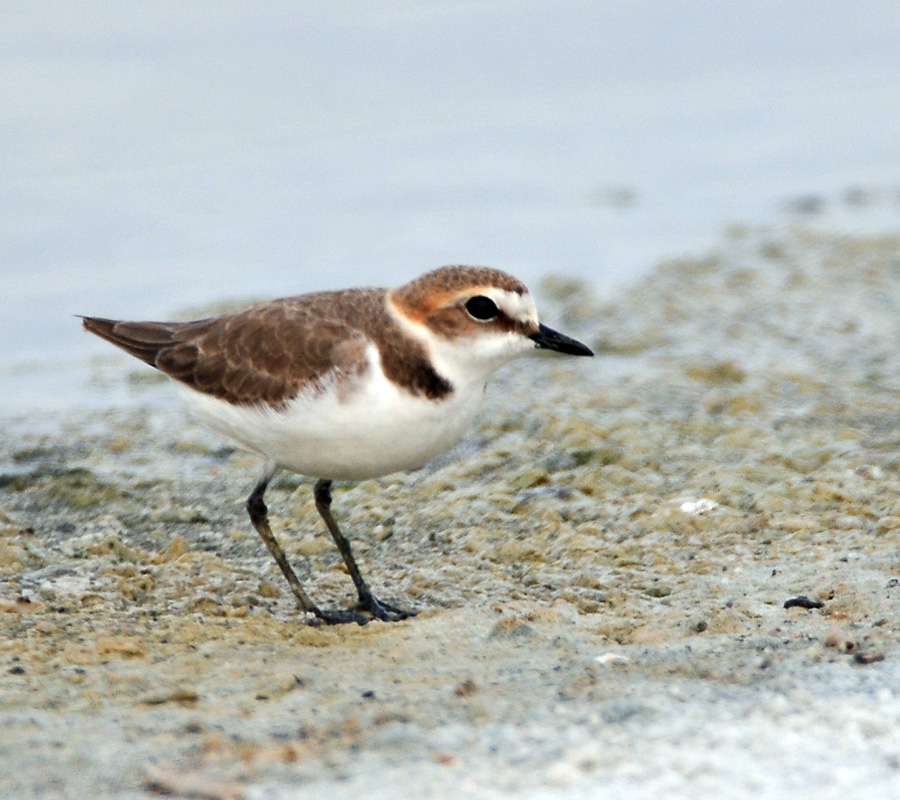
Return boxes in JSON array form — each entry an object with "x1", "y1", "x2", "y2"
[{"x1": 2, "y1": 1, "x2": 900, "y2": 421}]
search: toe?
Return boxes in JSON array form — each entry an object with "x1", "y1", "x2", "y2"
[
  {"x1": 359, "y1": 594, "x2": 416, "y2": 622},
  {"x1": 309, "y1": 608, "x2": 370, "y2": 626}
]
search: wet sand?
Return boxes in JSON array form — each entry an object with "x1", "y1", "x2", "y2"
[{"x1": 2, "y1": 227, "x2": 900, "y2": 799}]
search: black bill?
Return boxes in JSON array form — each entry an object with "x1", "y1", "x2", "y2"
[{"x1": 529, "y1": 323, "x2": 594, "y2": 356}]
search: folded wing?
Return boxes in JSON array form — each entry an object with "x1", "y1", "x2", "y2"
[{"x1": 81, "y1": 298, "x2": 370, "y2": 407}]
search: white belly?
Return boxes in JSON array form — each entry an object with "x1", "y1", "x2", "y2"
[{"x1": 175, "y1": 368, "x2": 484, "y2": 481}]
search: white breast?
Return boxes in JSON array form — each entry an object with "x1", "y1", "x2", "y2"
[{"x1": 175, "y1": 344, "x2": 484, "y2": 481}]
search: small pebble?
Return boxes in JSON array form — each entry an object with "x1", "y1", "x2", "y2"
[
  {"x1": 595, "y1": 653, "x2": 629, "y2": 667},
  {"x1": 783, "y1": 596, "x2": 824, "y2": 610},
  {"x1": 825, "y1": 627, "x2": 856, "y2": 653},
  {"x1": 853, "y1": 651, "x2": 886, "y2": 665},
  {"x1": 679, "y1": 498, "x2": 719, "y2": 515}
]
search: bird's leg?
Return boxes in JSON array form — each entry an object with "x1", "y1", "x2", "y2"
[
  {"x1": 313, "y1": 478, "x2": 415, "y2": 622},
  {"x1": 246, "y1": 473, "x2": 367, "y2": 625},
  {"x1": 246, "y1": 475, "x2": 320, "y2": 616}
]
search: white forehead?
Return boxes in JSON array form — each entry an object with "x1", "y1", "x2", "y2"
[{"x1": 479, "y1": 286, "x2": 539, "y2": 324}]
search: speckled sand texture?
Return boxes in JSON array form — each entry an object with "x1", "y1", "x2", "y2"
[{"x1": 2, "y1": 228, "x2": 900, "y2": 799}]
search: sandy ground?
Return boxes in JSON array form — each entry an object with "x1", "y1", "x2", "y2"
[{"x1": 3, "y1": 227, "x2": 900, "y2": 799}]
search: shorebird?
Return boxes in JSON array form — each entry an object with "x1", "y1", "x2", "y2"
[{"x1": 83, "y1": 266, "x2": 593, "y2": 624}]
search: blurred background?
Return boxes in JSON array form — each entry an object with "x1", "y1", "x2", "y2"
[{"x1": 2, "y1": 1, "x2": 900, "y2": 419}]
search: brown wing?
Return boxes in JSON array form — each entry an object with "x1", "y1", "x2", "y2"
[{"x1": 81, "y1": 295, "x2": 372, "y2": 407}]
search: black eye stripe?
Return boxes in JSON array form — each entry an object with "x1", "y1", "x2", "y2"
[{"x1": 465, "y1": 295, "x2": 499, "y2": 321}]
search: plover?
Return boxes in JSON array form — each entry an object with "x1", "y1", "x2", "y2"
[{"x1": 82, "y1": 266, "x2": 593, "y2": 624}]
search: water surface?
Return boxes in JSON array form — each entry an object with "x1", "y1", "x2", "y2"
[{"x1": 2, "y1": 1, "x2": 899, "y2": 420}]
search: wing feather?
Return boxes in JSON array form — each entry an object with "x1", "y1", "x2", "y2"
[{"x1": 81, "y1": 294, "x2": 376, "y2": 406}]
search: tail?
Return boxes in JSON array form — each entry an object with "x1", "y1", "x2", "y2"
[{"x1": 80, "y1": 316, "x2": 182, "y2": 368}]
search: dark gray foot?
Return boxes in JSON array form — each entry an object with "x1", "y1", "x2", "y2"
[
  {"x1": 309, "y1": 607, "x2": 372, "y2": 626},
  {"x1": 357, "y1": 591, "x2": 416, "y2": 622},
  {"x1": 307, "y1": 598, "x2": 414, "y2": 626}
]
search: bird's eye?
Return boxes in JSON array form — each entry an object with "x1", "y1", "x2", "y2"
[{"x1": 465, "y1": 295, "x2": 499, "y2": 321}]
